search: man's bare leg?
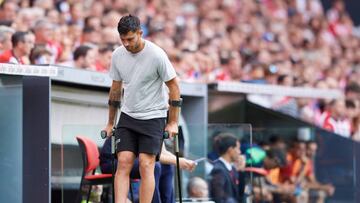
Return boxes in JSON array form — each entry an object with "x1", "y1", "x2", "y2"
[
  {"x1": 115, "y1": 151, "x2": 136, "y2": 203},
  {"x1": 139, "y1": 153, "x2": 156, "y2": 203}
]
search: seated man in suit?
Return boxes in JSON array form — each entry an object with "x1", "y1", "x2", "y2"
[
  {"x1": 209, "y1": 132, "x2": 245, "y2": 203},
  {"x1": 100, "y1": 136, "x2": 196, "y2": 203}
]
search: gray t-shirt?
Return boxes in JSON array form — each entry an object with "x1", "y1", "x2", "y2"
[{"x1": 109, "y1": 40, "x2": 176, "y2": 120}]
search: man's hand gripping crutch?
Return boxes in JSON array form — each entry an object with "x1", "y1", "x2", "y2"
[{"x1": 163, "y1": 98, "x2": 183, "y2": 203}]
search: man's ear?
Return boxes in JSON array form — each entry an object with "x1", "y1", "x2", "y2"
[
  {"x1": 76, "y1": 57, "x2": 85, "y2": 67},
  {"x1": 138, "y1": 29, "x2": 143, "y2": 36},
  {"x1": 225, "y1": 147, "x2": 231, "y2": 154}
]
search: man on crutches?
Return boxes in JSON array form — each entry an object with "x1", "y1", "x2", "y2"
[{"x1": 102, "y1": 14, "x2": 181, "y2": 203}]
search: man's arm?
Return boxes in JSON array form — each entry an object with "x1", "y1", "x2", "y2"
[
  {"x1": 165, "y1": 77, "x2": 181, "y2": 138},
  {"x1": 103, "y1": 80, "x2": 122, "y2": 136},
  {"x1": 306, "y1": 174, "x2": 335, "y2": 195},
  {"x1": 159, "y1": 144, "x2": 196, "y2": 171}
]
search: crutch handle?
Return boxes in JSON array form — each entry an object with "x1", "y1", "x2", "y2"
[
  {"x1": 163, "y1": 131, "x2": 180, "y2": 152},
  {"x1": 163, "y1": 131, "x2": 170, "y2": 139},
  {"x1": 100, "y1": 130, "x2": 107, "y2": 139},
  {"x1": 163, "y1": 131, "x2": 180, "y2": 140}
]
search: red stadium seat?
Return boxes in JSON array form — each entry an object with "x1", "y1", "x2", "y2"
[
  {"x1": 244, "y1": 167, "x2": 269, "y2": 176},
  {"x1": 76, "y1": 136, "x2": 112, "y2": 203}
]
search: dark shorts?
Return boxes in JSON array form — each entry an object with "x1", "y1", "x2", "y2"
[{"x1": 115, "y1": 112, "x2": 166, "y2": 156}]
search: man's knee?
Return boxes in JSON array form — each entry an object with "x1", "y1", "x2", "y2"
[
  {"x1": 117, "y1": 152, "x2": 135, "y2": 171},
  {"x1": 139, "y1": 154, "x2": 156, "y2": 175}
]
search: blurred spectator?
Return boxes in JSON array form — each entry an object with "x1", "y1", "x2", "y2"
[
  {"x1": 60, "y1": 44, "x2": 97, "y2": 70},
  {"x1": 345, "y1": 82, "x2": 360, "y2": 100},
  {"x1": 29, "y1": 45, "x2": 53, "y2": 65},
  {"x1": 330, "y1": 13, "x2": 352, "y2": 38},
  {"x1": 0, "y1": 25, "x2": 14, "y2": 53},
  {"x1": 299, "y1": 97, "x2": 323, "y2": 125},
  {"x1": 244, "y1": 147, "x2": 290, "y2": 203},
  {"x1": 269, "y1": 135, "x2": 287, "y2": 151},
  {"x1": 95, "y1": 45, "x2": 114, "y2": 73},
  {"x1": 243, "y1": 62, "x2": 268, "y2": 84},
  {"x1": 305, "y1": 141, "x2": 335, "y2": 203},
  {"x1": 216, "y1": 50, "x2": 242, "y2": 81},
  {"x1": 81, "y1": 26, "x2": 102, "y2": 45},
  {"x1": 327, "y1": 0, "x2": 346, "y2": 23},
  {"x1": 346, "y1": 99, "x2": 359, "y2": 122},
  {"x1": 32, "y1": 19, "x2": 62, "y2": 63},
  {"x1": 89, "y1": 1, "x2": 105, "y2": 18},
  {"x1": 0, "y1": 0, "x2": 18, "y2": 23},
  {"x1": 0, "y1": 31, "x2": 34, "y2": 64},
  {"x1": 45, "y1": 9, "x2": 60, "y2": 25},
  {"x1": 102, "y1": 10, "x2": 121, "y2": 28},
  {"x1": 67, "y1": 22, "x2": 82, "y2": 48},
  {"x1": 267, "y1": 136, "x2": 289, "y2": 187},
  {"x1": 187, "y1": 176, "x2": 209, "y2": 199},
  {"x1": 280, "y1": 140, "x2": 311, "y2": 203},
  {"x1": 322, "y1": 99, "x2": 351, "y2": 138},
  {"x1": 84, "y1": 16, "x2": 102, "y2": 31},
  {"x1": 280, "y1": 141, "x2": 311, "y2": 183},
  {"x1": 68, "y1": 2, "x2": 85, "y2": 27},
  {"x1": 14, "y1": 7, "x2": 44, "y2": 32},
  {"x1": 101, "y1": 27, "x2": 120, "y2": 45},
  {"x1": 272, "y1": 74, "x2": 299, "y2": 117},
  {"x1": 352, "y1": 115, "x2": 360, "y2": 142}
]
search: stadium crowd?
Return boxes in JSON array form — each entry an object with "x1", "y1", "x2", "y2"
[{"x1": 1, "y1": 0, "x2": 359, "y2": 141}]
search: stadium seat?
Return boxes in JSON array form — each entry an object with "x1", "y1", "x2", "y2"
[{"x1": 76, "y1": 136, "x2": 112, "y2": 203}]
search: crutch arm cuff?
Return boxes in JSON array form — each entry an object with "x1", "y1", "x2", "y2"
[
  {"x1": 169, "y1": 98, "x2": 183, "y2": 107},
  {"x1": 108, "y1": 100, "x2": 121, "y2": 108}
]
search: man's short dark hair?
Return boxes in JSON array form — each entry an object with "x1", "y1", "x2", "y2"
[
  {"x1": 346, "y1": 99, "x2": 356, "y2": 109},
  {"x1": 11, "y1": 31, "x2": 29, "y2": 47},
  {"x1": 83, "y1": 26, "x2": 95, "y2": 34},
  {"x1": 269, "y1": 135, "x2": 284, "y2": 145},
  {"x1": 73, "y1": 45, "x2": 92, "y2": 60},
  {"x1": 99, "y1": 44, "x2": 114, "y2": 54},
  {"x1": 345, "y1": 82, "x2": 360, "y2": 94},
  {"x1": 216, "y1": 133, "x2": 239, "y2": 155},
  {"x1": 117, "y1": 14, "x2": 141, "y2": 35},
  {"x1": 29, "y1": 45, "x2": 52, "y2": 64},
  {"x1": 266, "y1": 148, "x2": 287, "y2": 167}
]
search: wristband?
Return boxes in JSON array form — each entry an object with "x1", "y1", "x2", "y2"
[
  {"x1": 108, "y1": 100, "x2": 121, "y2": 108},
  {"x1": 169, "y1": 98, "x2": 183, "y2": 107}
]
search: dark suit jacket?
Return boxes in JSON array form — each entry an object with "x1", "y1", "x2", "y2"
[{"x1": 210, "y1": 159, "x2": 240, "y2": 203}]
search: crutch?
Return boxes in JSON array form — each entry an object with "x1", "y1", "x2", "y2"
[
  {"x1": 101, "y1": 111, "x2": 135, "y2": 203},
  {"x1": 101, "y1": 110, "x2": 118, "y2": 203},
  {"x1": 163, "y1": 98, "x2": 183, "y2": 203}
]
